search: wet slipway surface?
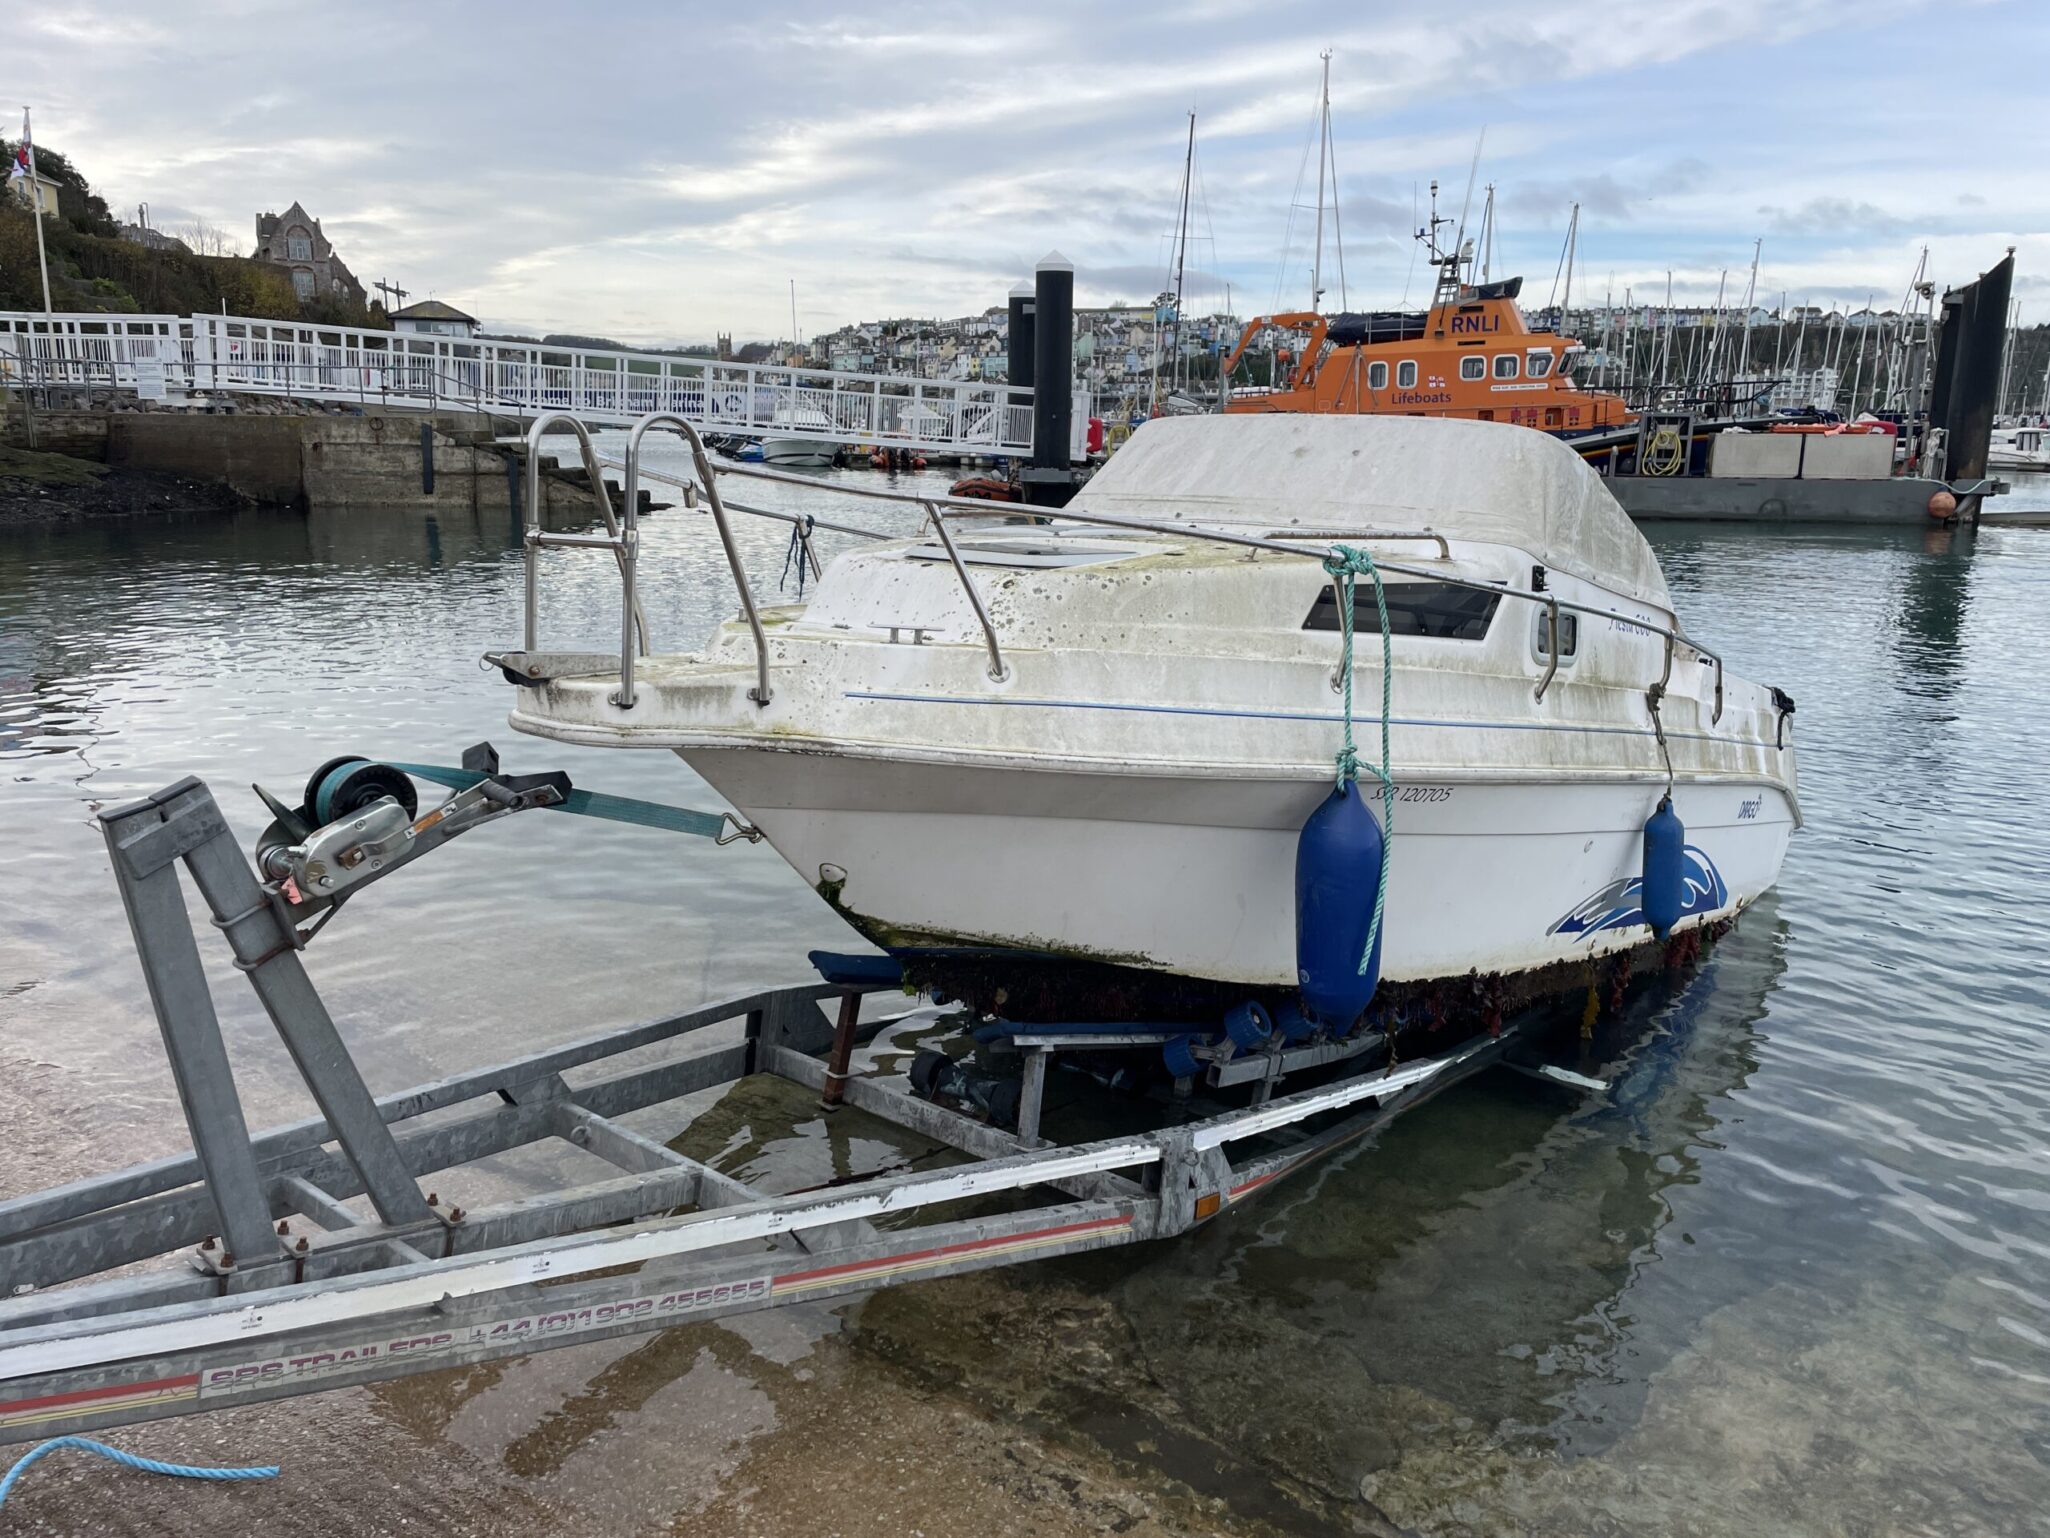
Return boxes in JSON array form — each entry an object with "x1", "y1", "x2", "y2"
[{"x1": 1, "y1": 445, "x2": 2046, "y2": 1535}]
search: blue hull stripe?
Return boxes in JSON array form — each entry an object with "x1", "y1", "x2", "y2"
[{"x1": 843, "y1": 690, "x2": 1742, "y2": 747}]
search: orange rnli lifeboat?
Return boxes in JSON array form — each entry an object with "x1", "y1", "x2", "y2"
[{"x1": 1221, "y1": 277, "x2": 1634, "y2": 438}]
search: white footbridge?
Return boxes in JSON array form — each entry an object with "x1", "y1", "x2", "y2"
[{"x1": 0, "y1": 311, "x2": 1067, "y2": 458}]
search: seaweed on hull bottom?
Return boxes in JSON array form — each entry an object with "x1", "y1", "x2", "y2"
[{"x1": 890, "y1": 914, "x2": 1740, "y2": 1043}]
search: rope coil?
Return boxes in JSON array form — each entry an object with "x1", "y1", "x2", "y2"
[
  {"x1": 1323, "y1": 545, "x2": 1397, "y2": 974},
  {"x1": 0, "y1": 1436, "x2": 279, "y2": 1509}
]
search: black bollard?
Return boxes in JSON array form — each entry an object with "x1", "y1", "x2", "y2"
[{"x1": 1024, "y1": 252, "x2": 1075, "y2": 507}]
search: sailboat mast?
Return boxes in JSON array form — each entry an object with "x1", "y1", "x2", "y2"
[
  {"x1": 1170, "y1": 112, "x2": 1195, "y2": 395},
  {"x1": 1311, "y1": 50, "x2": 1330, "y2": 312},
  {"x1": 1481, "y1": 185, "x2": 1494, "y2": 284},
  {"x1": 1738, "y1": 237, "x2": 1761, "y2": 380}
]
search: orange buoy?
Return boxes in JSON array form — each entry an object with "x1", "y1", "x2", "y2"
[{"x1": 1927, "y1": 490, "x2": 1957, "y2": 521}]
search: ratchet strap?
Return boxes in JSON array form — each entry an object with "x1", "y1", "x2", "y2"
[{"x1": 389, "y1": 763, "x2": 762, "y2": 844}]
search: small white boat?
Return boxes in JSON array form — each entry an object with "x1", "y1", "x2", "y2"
[
  {"x1": 508, "y1": 415, "x2": 1799, "y2": 1018},
  {"x1": 761, "y1": 404, "x2": 838, "y2": 468},
  {"x1": 1988, "y1": 425, "x2": 2050, "y2": 472}
]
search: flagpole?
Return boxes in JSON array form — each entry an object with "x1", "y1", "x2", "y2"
[{"x1": 24, "y1": 107, "x2": 53, "y2": 315}]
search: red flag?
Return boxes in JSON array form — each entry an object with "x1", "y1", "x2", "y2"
[{"x1": 7, "y1": 110, "x2": 28, "y2": 183}]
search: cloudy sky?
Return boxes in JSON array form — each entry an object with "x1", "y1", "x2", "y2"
[{"x1": 13, "y1": 0, "x2": 2043, "y2": 345}]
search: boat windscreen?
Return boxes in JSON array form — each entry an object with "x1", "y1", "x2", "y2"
[{"x1": 1303, "y1": 581, "x2": 1501, "y2": 640}]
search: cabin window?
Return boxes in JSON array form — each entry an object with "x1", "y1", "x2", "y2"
[
  {"x1": 1527, "y1": 351, "x2": 1553, "y2": 378},
  {"x1": 1304, "y1": 582, "x2": 1500, "y2": 641},
  {"x1": 1533, "y1": 608, "x2": 1580, "y2": 662},
  {"x1": 1460, "y1": 355, "x2": 1486, "y2": 381},
  {"x1": 1367, "y1": 361, "x2": 1388, "y2": 390},
  {"x1": 1396, "y1": 360, "x2": 1417, "y2": 388},
  {"x1": 1494, "y1": 353, "x2": 1520, "y2": 379}
]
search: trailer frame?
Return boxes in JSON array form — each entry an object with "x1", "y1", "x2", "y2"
[{"x1": 0, "y1": 776, "x2": 1549, "y2": 1447}]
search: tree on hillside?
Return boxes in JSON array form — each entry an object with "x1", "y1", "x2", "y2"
[
  {"x1": 3, "y1": 141, "x2": 117, "y2": 237},
  {"x1": 180, "y1": 218, "x2": 238, "y2": 258}
]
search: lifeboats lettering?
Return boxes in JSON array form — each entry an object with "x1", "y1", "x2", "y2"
[
  {"x1": 1391, "y1": 390, "x2": 1452, "y2": 407},
  {"x1": 1449, "y1": 313, "x2": 1501, "y2": 335}
]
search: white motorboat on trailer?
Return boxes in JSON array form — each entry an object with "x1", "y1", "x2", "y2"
[{"x1": 503, "y1": 413, "x2": 1799, "y2": 1021}]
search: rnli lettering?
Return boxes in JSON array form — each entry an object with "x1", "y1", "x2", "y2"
[{"x1": 1450, "y1": 313, "x2": 1501, "y2": 335}]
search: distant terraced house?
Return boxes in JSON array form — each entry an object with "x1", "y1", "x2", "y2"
[{"x1": 252, "y1": 201, "x2": 366, "y2": 307}]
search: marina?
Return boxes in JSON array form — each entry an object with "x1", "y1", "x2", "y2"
[{"x1": 4, "y1": 7, "x2": 2050, "y2": 1533}]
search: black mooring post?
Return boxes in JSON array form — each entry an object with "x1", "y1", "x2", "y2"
[
  {"x1": 420, "y1": 421, "x2": 435, "y2": 495},
  {"x1": 1024, "y1": 251, "x2": 1076, "y2": 508},
  {"x1": 1007, "y1": 277, "x2": 1036, "y2": 392}
]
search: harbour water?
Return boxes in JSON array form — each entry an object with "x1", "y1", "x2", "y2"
[{"x1": 3, "y1": 459, "x2": 2048, "y2": 1535}]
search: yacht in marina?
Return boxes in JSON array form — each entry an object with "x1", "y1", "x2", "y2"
[
  {"x1": 503, "y1": 414, "x2": 1799, "y2": 1022},
  {"x1": 1988, "y1": 424, "x2": 2050, "y2": 472}
]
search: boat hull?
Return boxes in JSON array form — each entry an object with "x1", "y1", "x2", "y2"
[
  {"x1": 676, "y1": 745, "x2": 1794, "y2": 992},
  {"x1": 761, "y1": 437, "x2": 836, "y2": 467}
]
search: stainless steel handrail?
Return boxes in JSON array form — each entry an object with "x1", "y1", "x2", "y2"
[
  {"x1": 707, "y1": 458, "x2": 1726, "y2": 726},
  {"x1": 1536, "y1": 592, "x2": 1563, "y2": 703},
  {"x1": 547, "y1": 413, "x2": 1730, "y2": 739},
  {"x1": 917, "y1": 500, "x2": 1009, "y2": 682},
  {"x1": 523, "y1": 413, "x2": 651, "y2": 710},
  {"x1": 625, "y1": 414, "x2": 774, "y2": 706},
  {"x1": 1259, "y1": 529, "x2": 1453, "y2": 559}
]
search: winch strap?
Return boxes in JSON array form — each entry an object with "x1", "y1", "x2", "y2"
[{"x1": 389, "y1": 764, "x2": 734, "y2": 840}]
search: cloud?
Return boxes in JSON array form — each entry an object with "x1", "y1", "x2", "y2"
[
  {"x1": 8, "y1": 0, "x2": 2040, "y2": 340},
  {"x1": 1759, "y1": 197, "x2": 1913, "y2": 237}
]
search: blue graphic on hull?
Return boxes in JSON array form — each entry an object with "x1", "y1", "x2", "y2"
[{"x1": 1550, "y1": 845, "x2": 1728, "y2": 940}]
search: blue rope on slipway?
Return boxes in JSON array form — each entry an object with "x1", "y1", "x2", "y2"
[{"x1": 0, "y1": 1436, "x2": 279, "y2": 1510}]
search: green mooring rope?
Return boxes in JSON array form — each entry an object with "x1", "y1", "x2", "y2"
[{"x1": 1323, "y1": 545, "x2": 1397, "y2": 974}]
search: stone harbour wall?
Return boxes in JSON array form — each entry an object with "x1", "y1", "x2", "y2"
[{"x1": 2, "y1": 404, "x2": 630, "y2": 520}]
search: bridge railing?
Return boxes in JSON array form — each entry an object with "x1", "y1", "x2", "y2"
[{"x1": 0, "y1": 311, "x2": 1048, "y2": 455}]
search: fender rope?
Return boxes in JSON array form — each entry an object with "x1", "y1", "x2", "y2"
[
  {"x1": 0, "y1": 1436, "x2": 279, "y2": 1510},
  {"x1": 1323, "y1": 544, "x2": 1397, "y2": 975}
]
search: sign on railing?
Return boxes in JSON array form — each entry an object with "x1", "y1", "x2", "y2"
[{"x1": 0, "y1": 310, "x2": 1066, "y2": 457}]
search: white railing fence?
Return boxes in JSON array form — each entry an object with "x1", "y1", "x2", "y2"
[{"x1": 0, "y1": 311, "x2": 1080, "y2": 457}]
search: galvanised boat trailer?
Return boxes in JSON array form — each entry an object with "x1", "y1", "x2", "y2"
[{"x1": 0, "y1": 757, "x2": 1610, "y2": 1447}]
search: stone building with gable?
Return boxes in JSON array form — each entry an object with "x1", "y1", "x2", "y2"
[{"x1": 252, "y1": 202, "x2": 366, "y2": 308}]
